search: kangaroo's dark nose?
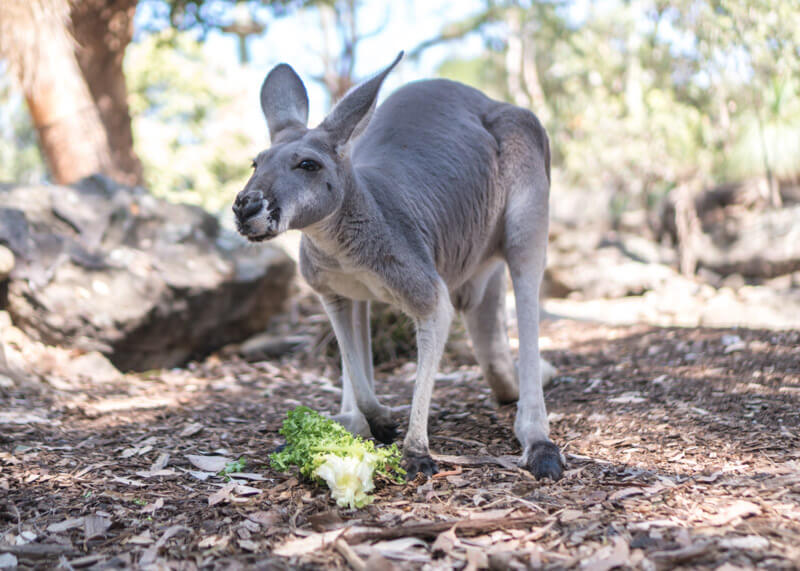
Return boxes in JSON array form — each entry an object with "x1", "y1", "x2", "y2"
[{"x1": 233, "y1": 191, "x2": 263, "y2": 220}]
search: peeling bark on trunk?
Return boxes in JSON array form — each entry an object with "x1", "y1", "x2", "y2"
[
  {"x1": 71, "y1": 0, "x2": 143, "y2": 187},
  {"x1": 24, "y1": 36, "x2": 113, "y2": 184},
  {"x1": 0, "y1": 0, "x2": 114, "y2": 184}
]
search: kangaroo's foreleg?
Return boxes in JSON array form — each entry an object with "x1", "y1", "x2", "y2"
[
  {"x1": 322, "y1": 295, "x2": 396, "y2": 443},
  {"x1": 333, "y1": 300, "x2": 373, "y2": 437}
]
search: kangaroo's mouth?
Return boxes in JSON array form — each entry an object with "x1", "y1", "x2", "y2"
[
  {"x1": 245, "y1": 231, "x2": 277, "y2": 242},
  {"x1": 236, "y1": 204, "x2": 281, "y2": 242}
]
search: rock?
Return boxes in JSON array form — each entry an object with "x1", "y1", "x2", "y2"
[
  {"x1": 543, "y1": 225, "x2": 682, "y2": 300},
  {"x1": 64, "y1": 351, "x2": 121, "y2": 383},
  {"x1": 0, "y1": 176, "x2": 295, "y2": 371},
  {"x1": 545, "y1": 241, "x2": 680, "y2": 300},
  {"x1": 239, "y1": 333, "x2": 310, "y2": 361},
  {"x1": 695, "y1": 205, "x2": 800, "y2": 279}
]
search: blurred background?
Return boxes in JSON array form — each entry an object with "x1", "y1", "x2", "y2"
[{"x1": 1, "y1": 0, "x2": 799, "y2": 377}]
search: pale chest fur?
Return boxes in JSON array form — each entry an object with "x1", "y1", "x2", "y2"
[
  {"x1": 299, "y1": 236, "x2": 399, "y2": 305},
  {"x1": 319, "y1": 267, "x2": 398, "y2": 304}
]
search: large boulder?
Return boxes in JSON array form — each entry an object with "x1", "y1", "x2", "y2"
[
  {"x1": 543, "y1": 224, "x2": 680, "y2": 299},
  {"x1": 0, "y1": 176, "x2": 295, "y2": 371},
  {"x1": 695, "y1": 205, "x2": 800, "y2": 279}
]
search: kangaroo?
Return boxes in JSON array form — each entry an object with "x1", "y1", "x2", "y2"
[{"x1": 233, "y1": 53, "x2": 562, "y2": 480}]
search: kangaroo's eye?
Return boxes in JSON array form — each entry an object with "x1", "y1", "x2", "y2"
[
  {"x1": 251, "y1": 159, "x2": 257, "y2": 169},
  {"x1": 297, "y1": 159, "x2": 321, "y2": 172}
]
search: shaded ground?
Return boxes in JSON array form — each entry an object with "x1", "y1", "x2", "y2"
[{"x1": 1, "y1": 317, "x2": 799, "y2": 569}]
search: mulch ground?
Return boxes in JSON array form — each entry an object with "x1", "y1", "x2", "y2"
[{"x1": 1, "y1": 315, "x2": 799, "y2": 569}]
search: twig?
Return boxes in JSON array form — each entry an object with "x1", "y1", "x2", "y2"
[
  {"x1": 344, "y1": 513, "x2": 545, "y2": 543},
  {"x1": 334, "y1": 538, "x2": 366, "y2": 571},
  {"x1": 432, "y1": 465, "x2": 463, "y2": 479},
  {"x1": 432, "y1": 454, "x2": 519, "y2": 470}
]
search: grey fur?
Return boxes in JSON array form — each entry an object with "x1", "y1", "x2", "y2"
[{"x1": 234, "y1": 53, "x2": 563, "y2": 480}]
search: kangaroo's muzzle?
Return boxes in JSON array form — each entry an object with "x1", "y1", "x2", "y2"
[{"x1": 233, "y1": 190, "x2": 280, "y2": 241}]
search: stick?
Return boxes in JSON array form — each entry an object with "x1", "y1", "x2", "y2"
[
  {"x1": 345, "y1": 514, "x2": 545, "y2": 543},
  {"x1": 334, "y1": 538, "x2": 366, "y2": 571}
]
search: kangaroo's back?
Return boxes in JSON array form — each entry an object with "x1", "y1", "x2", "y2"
[{"x1": 351, "y1": 78, "x2": 546, "y2": 286}]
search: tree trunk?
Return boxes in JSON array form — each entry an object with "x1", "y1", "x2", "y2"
[
  {"x1": 71, "y1": 0, "x2": 144, "y2": 187},
  {"x1": 23, "y1": 30, "x2": 113, "y2": 184},
  {"x1": 0, "y1": 0, "x2": 114, "y2": 184}
]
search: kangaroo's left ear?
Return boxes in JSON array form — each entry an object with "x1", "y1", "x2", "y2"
[
  {"x1": 261, "y1": 63, "x2": 309, "y2": 143},
  {"x1": 321, "y1": 51, "x2": 403, "y2": 150}
]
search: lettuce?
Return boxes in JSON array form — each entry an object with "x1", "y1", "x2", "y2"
[{"x1": 270, "y1": 406, "x2": 405, "y2": 508}]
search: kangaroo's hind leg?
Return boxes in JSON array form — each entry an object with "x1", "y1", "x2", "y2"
[
  {"x1": 462, "y1": 262, "x2": 558, "y2": 405},
  {"x1": 502, "y1": 164, "x2": 563, "y2": 480},
  {"x1": 462, "y1": 262, "x2": 519, "y2": 404}
]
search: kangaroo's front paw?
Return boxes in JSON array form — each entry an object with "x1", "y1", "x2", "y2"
[
  {"x1": 366, "y1": 412, "x2": 398, "y2": 445},
  {"x1": 523, "y1": 441, "x2": 564, "y2": 481},
  {"x1": 403, "y1": 452, "x2": 439, "y2": 480}
]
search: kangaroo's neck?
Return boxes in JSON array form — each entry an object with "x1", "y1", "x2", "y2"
[{"x1": 302, "y1": 164, "x2": 387, "y2": 262}]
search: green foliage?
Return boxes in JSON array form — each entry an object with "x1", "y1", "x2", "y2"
[
  {"x1": 219, "y1": 457, "x2": 247, "y2": 479},
  {"x1": 270, "y1": 406, "x2": 404, "y2": 482},
  {"x1": 435, "y1": 0, "x2": 800, "y2": 224},
  {"x1": 125, "y1": 29, "x2": 257, "y2": 213}
]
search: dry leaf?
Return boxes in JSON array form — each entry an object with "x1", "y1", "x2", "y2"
[
  {"x1": 232, "y1": 484, "x2": 261, "y2": 496},
  {"x1": 719, "y1": 536, "x2": 769, "y2": 550},
  {"x1": 186, "y1": 454, "x2": 232, "y2": 472},
  {"x1": 227, "y1": 472, "x2": 266, "y2": 481},
  {"x1": 47, "y1": 517, "x2": 85, "y2": 533},
  {"x1": 709, "y1": 500, "x2": 761, "y2": 526},
  {"x1": 208, "y1": 482, "x2": 236, "y2": 506},
  {"x1": 248, "y1": 510, "x2": 280, "y2": 527},
  {"x1": 560, "y1": 509, "x2": 584, "y2": 523},
  {"x1": 150, "y1": 452, "x2": 170, "y2": 471},
  {"x1": 431, "y1": 527, "x2": 459, "y2": 557},
  {"x1": 198, "y1": 535, "x2": 229, "y2": 548},
  {"x1": 367, "y1": 537, "x2": 430, "y2": 562},
  {"x1": 274, "y1": 529, "x2": 345, "y2": 557},
  {"x1": 464, "y1": 547, "x2": 488, "y2": 571},
  {"x1": 140, "y1": 525, "x2": 189, "y2": 565},
  {"x1": 135, "y1": 469, "x2": 178, "y2": 478},
  {"x1": 180, "y1": 422, "x2": 204, "y2": 437},
  {"x1": 141, "y1": 498, "x2": 164, "y2": 514},
  {"x1": 609, "y1": 487, "x2": 645, "y2": 501},
  {"x1": 581, "y1": 536, "x2": 630, "y2": 571},
  {"x1": 83, "y1": 515, "x2": 111, "y2": 540},
  {"x1": 127, "y1": 533, "x2": 154, "y2": 545}
]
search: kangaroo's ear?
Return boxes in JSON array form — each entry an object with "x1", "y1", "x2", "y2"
[
  {"x1": 321, "y1": 51, "x2": 403, "y2": 150},
  {"x1": 261, "y1": 64, "x2": 309, "y2": 142}
]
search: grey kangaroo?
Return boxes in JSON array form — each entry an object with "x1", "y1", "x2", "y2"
[{"x1": 233, "y1": 53, "x2": 562, "y2": 480}]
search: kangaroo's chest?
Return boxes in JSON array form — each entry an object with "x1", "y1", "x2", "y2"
[
  {"x1": 300, "y1": 240, "x2": 398, "y2": 305},
  {"x1": 322, "y1": 267, "x2": 396, "y2": 304}
]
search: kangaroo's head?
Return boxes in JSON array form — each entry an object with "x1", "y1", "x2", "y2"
[{"x1": 233, "y1": 53, "x2": 403, "y2": 242}]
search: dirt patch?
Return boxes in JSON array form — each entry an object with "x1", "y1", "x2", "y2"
[{"x1": 2, "y1": 319, "x2": 799, "y2": 569}]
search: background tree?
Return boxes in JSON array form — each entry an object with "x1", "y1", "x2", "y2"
[
  {"x1": 71, "y1": 0, "x2": 144, "y2": 186},
  {"x1": 0, "y1": 0, "x2": 305, "y2": 186},
  {"x1": 0, "y1": 0, "x2": 114, "y2": 184}
]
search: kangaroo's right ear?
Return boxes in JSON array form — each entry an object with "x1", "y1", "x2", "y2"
[{"x1": 260, "y1": 64, "x2": 309, "y2": 142}]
